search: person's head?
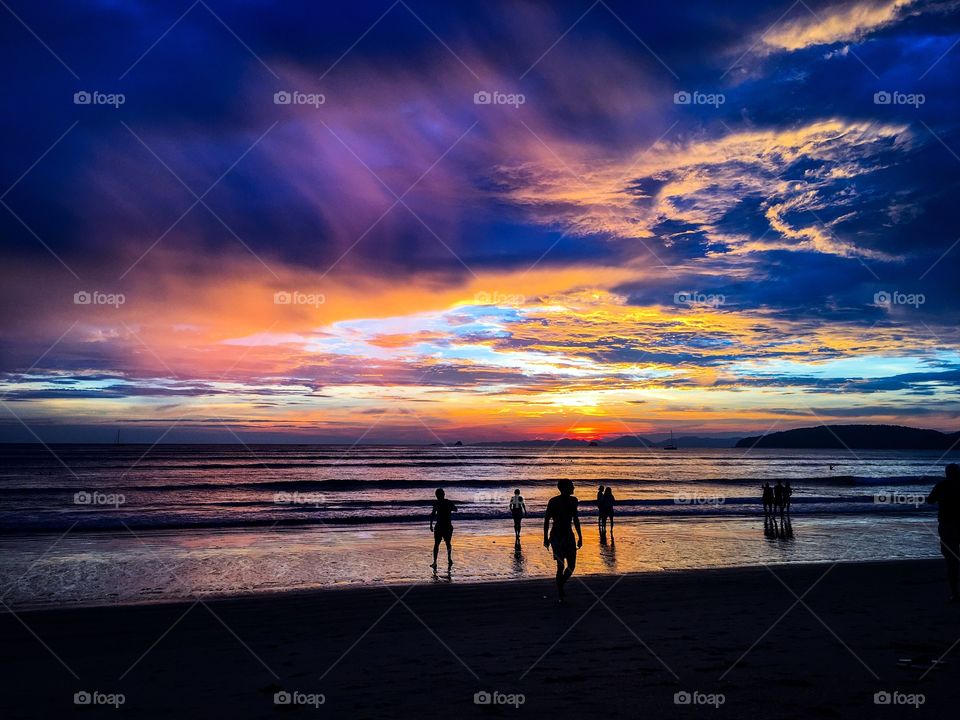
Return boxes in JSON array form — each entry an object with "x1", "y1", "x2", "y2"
[
  {"x1": 776, "y1": 479, "x2": 783, "y2": 485},
  {"x1": 947, "y1": 464, "x2": 960, "y2": 482},
  {"x1": 604, "y1": 487, "x2": 612, "y2": 497},
  {"x1": 558, "y1": 480, "x2": 574, "y2": 496},
  {"x1": 514, "y1": 489, "x2": 520, "y2": 495},
  {"x1": 435, "y1": 488, "x2": 445, "y2": 500},
  {"x1": 599, "y1": 484, "x2": 605, "y2": 491}
]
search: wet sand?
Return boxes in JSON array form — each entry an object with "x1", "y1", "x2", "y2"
[{"x1": 1, "y1": 559, "x2": 957, "y2": 718}]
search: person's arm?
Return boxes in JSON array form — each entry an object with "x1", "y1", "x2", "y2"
[
  {"x1": 573, "y1": 501, "x2": 583, "y2": 547},
  {"x1": 927, "y1": 483, "x2": 941, "y2": 505},
  {"x1": 429, "y1": 503, "x2": 436, "y2": 531},
  {"x1": 451, "y1": 502, "x2": 458, "y2": 512},
  {"x1": 543, "y1": 503, "x2": 551, "y2": 547},
  {"x1": 521, "y1": 499, "x2": 527, "y2": 517}
]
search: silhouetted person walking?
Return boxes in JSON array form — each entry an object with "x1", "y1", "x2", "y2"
[
  {"x1": 544, "y1": 480, "x2": 583, "y2": 603},
  {"x1": 509, "y1": 489, "x2": 527, "y2": 542},
  {"x1": 774, "y1": 480, "x2": 785, "y2": 518},
  {"x1": 784, "y1": 481, "x2": 793, "y2": 515},
  {"x1": 927, "y1": 464, "x2": 960, "y2": 602},
  {"x1": 429, "y1": 488, "x2": 457, "y2": 569},
  {"x1": 762, "y1": 482, "x2": 774, "y2": 517}
]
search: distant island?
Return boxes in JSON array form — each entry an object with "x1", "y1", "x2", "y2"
[
  {"x1": 736, "y1": 424, "x2": 960, "y2": 450},
  {"x1": 473, "y1": 435, "x2": 738, "y2": 449}
]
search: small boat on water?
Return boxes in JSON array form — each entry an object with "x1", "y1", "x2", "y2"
[{"x1": 664, "y1": 431, "x2": 678, "y2": 450}]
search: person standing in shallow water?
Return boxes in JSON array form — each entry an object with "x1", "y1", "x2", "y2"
[
  {"x1": 597, "y1": 485, "x2": 606, "y2": 534},
  {"x1": 544, "y1": 480, "x2": 583, "y2": 604},
  {"x1": 927, "y1": 464, "x2": 960, "y2": 602},
  {"x1": 429, "y1": 488, "x2": 457, "y2": 569},
  {"x1": 509, "y1": 489, "x2": 527, "y2": 542},
  {"x1": 761, "y1": 482, "x2": 774, "y2": 517}
]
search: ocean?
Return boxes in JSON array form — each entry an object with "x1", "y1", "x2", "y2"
[{"x1": 0, "y1": 444, "x2": 953, "y2": 608}]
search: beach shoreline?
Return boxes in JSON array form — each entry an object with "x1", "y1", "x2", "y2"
[{"x1": 2, "y1": 558, "x2": 957, "y2": 718}]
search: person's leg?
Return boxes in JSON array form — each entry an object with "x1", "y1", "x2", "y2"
[
  {"x1": 942, "y1": 532, "x2": 960, "y2": 598},
  {"x1": 562, "y1": 554, "x2": 577, "y2": 585},
  {"x1": 445, "y1": 529, "x2": 453, "y2": 565},
  {"x1": 432, "y1": 536, "x2": 440, "y2": 568},
  {"x1": 555, "y1": 558, "x2": 565, "y2": 598}
]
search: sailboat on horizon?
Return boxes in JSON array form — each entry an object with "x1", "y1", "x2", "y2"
[{"x1": 663, "y1": 430, "x2": 678, "y2": 450}]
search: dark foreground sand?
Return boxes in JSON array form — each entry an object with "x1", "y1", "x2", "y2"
[{"x1": 1, "y1": 559, "x2": 958, "y2": 718}]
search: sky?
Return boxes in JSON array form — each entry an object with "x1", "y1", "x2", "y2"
[{"x1": 1, "y1": 0, "x2": 959, "y2": 443}]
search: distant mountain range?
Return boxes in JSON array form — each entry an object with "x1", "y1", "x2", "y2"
[
  {"x1": 736, "y1": 424, "x2": 960, "y2": 450},
  {"x1": 468, "y1": 424, "x2": 960, "y2": 450}
]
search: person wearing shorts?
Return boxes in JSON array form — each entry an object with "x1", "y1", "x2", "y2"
[
  {"x1": 544, "y1": 480, "x2": 583, "y2": 603},
  {"x1": 509, "y1": 489, "x2": 527, "y2": 542},
  {"x1": 430, "y1": 488, "x2": 457, "y2": 569},
  {"x1": 928, "y1": 464, "x2": 960, "y2": 602}
]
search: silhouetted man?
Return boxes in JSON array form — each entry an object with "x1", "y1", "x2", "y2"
[
  {"x1": 544, "y1": 480, "x2": 583, "y2": 603},
  {"x1": 784, "y1": 481, "x2": 793, "y2": 515},
  {"x1": 774, "y1": 480, "x2": 785, "y2": 518},
  {"x1": 430, "y1": 488, "x2": 457, "y2": 569},
  {"x1": 761, "y1": 482, "x2": 774, "y2": 517},
  {"x1": 509, "y1": 489, "x2": 527, "y2": 542},
  {"x1": 927, "y1": 464, "x2": 960, "y2": 601},
  {"x1": 597, "y1": 485, "x2": 605, "y2": 533}
]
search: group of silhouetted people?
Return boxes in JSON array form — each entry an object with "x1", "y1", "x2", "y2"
[
  {"x1": 428, "y1": 464, "x2": 960, "y2": 604},
  {"x1": 596, "y1": 484, "x2": 616, "y2": 540},
  {"x1": 761, "y1": 479, "x2": 792, "y2": 518},
  {"x1": 429, "y1": 481, "x2": 590, "y2": 603}
]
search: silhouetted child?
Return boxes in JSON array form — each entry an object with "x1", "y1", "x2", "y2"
[
  {"x1": 429, "y1": 488, "x2": 457, "y2": 569},
  {"x1": 509, "y1": 489, "x2": 527, "y2": 542},
  {"x1": 597, "y1": 485, "x2": 605, "y2": 533},
  {"x1": 927, "y1": 464, "x2": 960, "y2": 602},
  {"x1": 545, "y1": 480, "x2": 583, "y2": 603}
]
